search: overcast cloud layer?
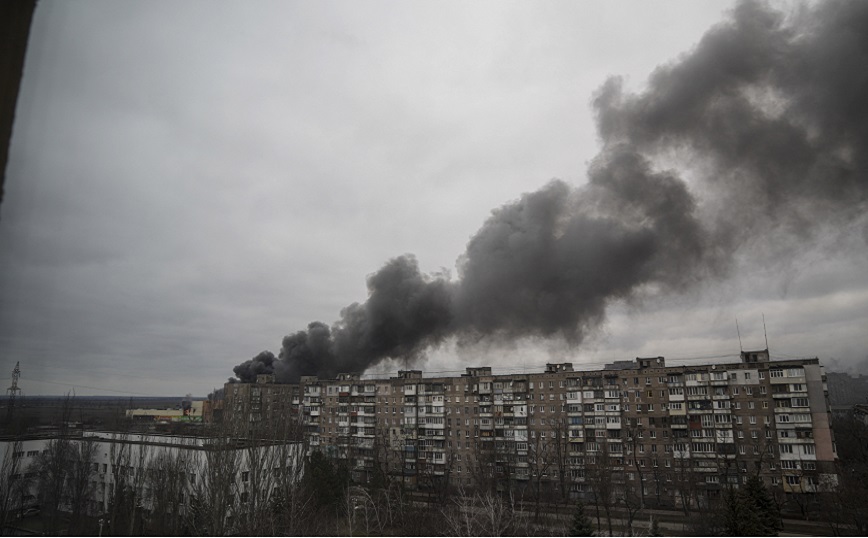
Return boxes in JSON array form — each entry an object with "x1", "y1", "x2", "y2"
[{"x1": 2, "y1": 0, "x2": 867, "y2": 396}]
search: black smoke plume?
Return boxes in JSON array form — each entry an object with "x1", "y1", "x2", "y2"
[{"x1": 234, "y1": 0, "x2": 868, "y2": 383}]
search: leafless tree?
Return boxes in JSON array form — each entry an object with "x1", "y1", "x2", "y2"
[
  {"x1": 671, "y1": 447, "x2": 696, "y2": 515},
  {"x1": 549, "y1": 411, "x2": 573, "y2": 504},
  {"x1": 0, "y1": 440, "x2": 27, "y2": 528},
  {"x1": 187, "y1": 427, "x2": 241, "y2": 536},
  {"x1": 441, "y1": 487, "x2": 531, "y2": 537},
  {"x1": 105, "y1": 429, "x2": 147, "y2": 536},
  {"x1": 144, "y1": 443, "x2": 193, "y2": 535},
  {"x1": 65, "y1": 435, "x2": 98, "y2": 535},
  {"x1": 585, "y1": 441, "x2": 615, "y2": 536},
  {"x1": 26, "y1": 394, "x2": 75, "y2": 534},
  {"x1": 468, "y1": 438, "x2": 498, "y2": 495},
  {"x1": 526, "y1": 428, "x2": 555, "y2": 521},
  {"x1": 270, "y1": 417, "x2": 310, "y2": 535},
  {"x1": 624, "y1": 420, "x2": 647, "y2": 511}
]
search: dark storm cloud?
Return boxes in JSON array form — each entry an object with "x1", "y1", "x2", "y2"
[{"x1": 234, "y1": 0, "x2": 868, "y2": 383}]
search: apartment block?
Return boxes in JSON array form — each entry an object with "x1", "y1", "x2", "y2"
[{"x1": 223, "y1": 350, "x2": 837, "y2": 505}]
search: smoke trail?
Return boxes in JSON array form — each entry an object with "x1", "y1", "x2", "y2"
[{"x1": 233, "y1": 0, "x2": 868, "y2": 383}]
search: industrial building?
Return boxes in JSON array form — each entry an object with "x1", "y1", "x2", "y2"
[
  {"x1": 223, "y1": 349, "x2": 838, "y2": 508},
  {"x1": 125, "y1": 397, "x2": 205, "y2": 423}
]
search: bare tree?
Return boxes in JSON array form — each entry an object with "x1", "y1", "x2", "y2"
[
  {"x1": 550, "y1": 411, "x2": 573, "y2": 504},
  {"x1": 105, "y1": 429, "x2": 146, "y2": 536},
  {"x1": 0, "y1": 440, "x2": 27, "y2": 528},
  {"x1": 187, "y1": 428, "x2": 241, "y2": 536},
  {"x1": 441, "y1": 487, "x2": 530, "y2": 537},
  {"x1": 30, "y1": 438, "x2": 72, "y2": 534},
  {"x1": 269, "y1": 417, "x2": 310, "y2": 535},
  {"x1": 526, "y1": 428, "x2": 554, "y2": 521},
  {"x1": 65, "y1": 436, "x2": 98, "y2": 535},
  {"x1": 624, "y1": 420, "x2": 647, "y2": 511},
  {"x1": 468, "y1": 438, "x2": 498, "y2": 495},
  {"x1": 585, "y1": 441, "x2": 615, "y2": 536},
  {"x1": 238, "y1": 439, "x2": 277, "y2": 534},
  {"x1": 144, "y1": 443, "x2": 193, "y2": 535},
  {"x1": 671, "y1": 445, "x2": 696, "y2": 515}
]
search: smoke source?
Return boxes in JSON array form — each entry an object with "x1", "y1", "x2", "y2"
[{"x1": 234, "y1": 0, "x2": 868, "y2": 383}]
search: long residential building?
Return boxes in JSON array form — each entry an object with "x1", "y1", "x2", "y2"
[{"x1": 223, "y1": 349, "x2": 837, "y2": 507}]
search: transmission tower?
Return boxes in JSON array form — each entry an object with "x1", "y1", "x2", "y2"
[{"x1": 6, "y1": 361, "x2": 21, "y2": 422}]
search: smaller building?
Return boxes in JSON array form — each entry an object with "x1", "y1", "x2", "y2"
[
  {"x1": 126, "y1": 399, "x2": 204, "y2": 423},
  {"x1": 0, "y1": 430, "x2": 304, "y2": 526}
]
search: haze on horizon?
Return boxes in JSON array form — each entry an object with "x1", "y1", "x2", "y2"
[{"x1": 1, "y1": 0, "x2": 866, "y2": 397}]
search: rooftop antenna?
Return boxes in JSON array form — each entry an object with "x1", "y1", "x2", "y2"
[
  {"x1": 762, "y1": 313, "x2": 769, "y2": 350},
  {"x1": 6, "y1": 361, "x2": 21, "y2": 422},
  {"x1": 735, "y1": 318, "x2": 744, "y2": 352}
]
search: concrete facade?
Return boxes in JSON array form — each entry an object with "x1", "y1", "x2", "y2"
[
  {"x1": 224, "y1": 350, "x2": 838, "y2": 505},
  {"x1": 0, "y1": 431, "x2": 303, "y2": 519}
]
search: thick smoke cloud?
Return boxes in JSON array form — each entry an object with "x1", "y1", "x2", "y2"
[
  {"x1": 233, "y1": 350, "x2": 277, "y2": 381},
  {"x1": 233, "y1": 0, "x2": 868, "y2": 383}
]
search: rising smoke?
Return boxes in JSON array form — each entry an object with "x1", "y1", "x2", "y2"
[{"x1": 233, "y1": 0, "x2": 868, "y2": 383}]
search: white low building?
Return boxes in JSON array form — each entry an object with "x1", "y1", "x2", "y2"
[{"x1": 1, "y1": 431, "x2": 304, "y2": 520}]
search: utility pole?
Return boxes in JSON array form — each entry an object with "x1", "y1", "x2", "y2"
[{"x1": 6, "y1": 361, "x2": 21, "y2": 422}]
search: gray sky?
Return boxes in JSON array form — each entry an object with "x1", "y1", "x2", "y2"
[{"x1": 2, "y1": 0, "x2": 866, "y2": 397}]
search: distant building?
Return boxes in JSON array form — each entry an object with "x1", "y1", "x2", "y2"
[
  {"x1": 126, "y1": 399, "x2": 204, "y2": 423},
  {"x1": 224, "y1": 349, "x2": 838, "y2": 507},
  {"x1": 203, "y1": 397, "x2": 223, "y2": 423}
]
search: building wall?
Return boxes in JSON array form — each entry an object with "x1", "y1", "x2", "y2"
[
  {"x1": 0, "y1": 431, "x2": 303, "y2": 517},
  {"x1": 126, "y1": 400, "x2": 205, "y2": 422},
  {"x1": 223, "y1": 351, "x2": 838, "y2": 502}
]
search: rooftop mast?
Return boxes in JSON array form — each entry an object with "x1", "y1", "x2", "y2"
[{"x1": 735, "y1": 318, "x2": 744, "y2": 352}]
